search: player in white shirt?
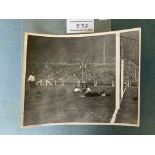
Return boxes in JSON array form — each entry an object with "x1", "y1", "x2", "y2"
[
  {"x1": 28, "y1": 72, "x2": 39, "y2": 93},
  {"x1": 74, "y1": 86, "x2": 81, "y2": 93},
  {"x1": 28, "y1": 74, "x2": 35, "y2": 82}
]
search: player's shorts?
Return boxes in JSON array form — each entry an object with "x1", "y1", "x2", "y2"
[
  {"x1": 85, "y1": 92, "x2": 100, "y2": 97},
  {"x1": 29, "y1": 81, "x2": 36, "y2": 89}
]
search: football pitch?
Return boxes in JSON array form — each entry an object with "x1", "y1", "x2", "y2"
[
  {"x1": 115, "y1": 87, "x2": 138, "y2": 124},
  {"x1": 23, "y1": 84, "x2": 115, "y2": 126},
  {"x1": 23, "y1": 85, "x2": 138, "y2": 126}
]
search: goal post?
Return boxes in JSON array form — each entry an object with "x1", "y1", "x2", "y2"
[
  {"x1": 116, "y1": 33, "x2": 127, "y2": 109},
  {"x1": 115, "y1": 33, "x2": 121, "y2": 110},
  {"x1": 120, "y1": 53, "x2": 125, "y2": 100}
]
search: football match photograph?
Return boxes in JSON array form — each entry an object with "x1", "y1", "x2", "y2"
[{"x1": 21, "y1": 28, "x2": 141, "y2": 127}]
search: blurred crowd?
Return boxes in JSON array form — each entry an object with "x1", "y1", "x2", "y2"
[
  {"x1": 124, "y1": 61, "x2": 138, "y2": 82},
  {"x1": 26, "y1": 62, "x2": 115, "y2": 85},
  {"x1": 26, "y1": 60, "x2": 138, "y2": 86}
]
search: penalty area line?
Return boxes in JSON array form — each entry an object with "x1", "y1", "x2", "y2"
[{"x1": 110, "y1": 107, "x2": 119, "y2": 123}]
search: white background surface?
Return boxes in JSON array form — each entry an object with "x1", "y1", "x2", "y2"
[
  {"x1": 0, "y1": 136, "x2": 155, "y2": 155},
  {"x1": 0, "y1": 0, "x2": 154, "y2": 19}
]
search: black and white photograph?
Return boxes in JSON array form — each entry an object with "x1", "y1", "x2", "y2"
[{"x1": 22, "y1": 28, "x2": 141, "y2": 127}]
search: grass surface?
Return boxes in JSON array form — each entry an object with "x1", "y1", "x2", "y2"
[
  {"x1": 24, "y1": 84, "x2": 115, "y2": 126},
  {"x1": 115, "y1": 87, "x2": 138, "y2": 124},
  {"x1": 23, "y1": 85, "x2": 138, "y2": 126}
]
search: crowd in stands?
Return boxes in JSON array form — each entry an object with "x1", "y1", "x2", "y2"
[
  {"x1": 26, "y1": 60, "x2": 138, "y2": 86},
  {"x1": 26, "y1": 62, "x2": 115, "y2": 85},
  {"x1": 124, "y1": 61, "x2": 138, "y2": 82}
]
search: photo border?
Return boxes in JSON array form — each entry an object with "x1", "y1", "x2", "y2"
[{"x1": 21, "y1": 28, "x2": 141, "y2": 128}]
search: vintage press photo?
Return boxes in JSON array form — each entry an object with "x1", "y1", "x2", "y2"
[{"x1": 21, "y1": 28, "x2": 141, "y2": 127}]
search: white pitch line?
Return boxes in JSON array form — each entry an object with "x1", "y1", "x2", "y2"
[{"x1": 110, "y1": 107, "x2": 119, "y2": 124}]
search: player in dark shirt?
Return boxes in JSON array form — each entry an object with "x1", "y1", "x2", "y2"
[
  {"x1": 81, "y1": 85, "x2": 110, "y2": 97},
  {"x1": 85, "y1": 91, "x2": 110, "y2": 97}
]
